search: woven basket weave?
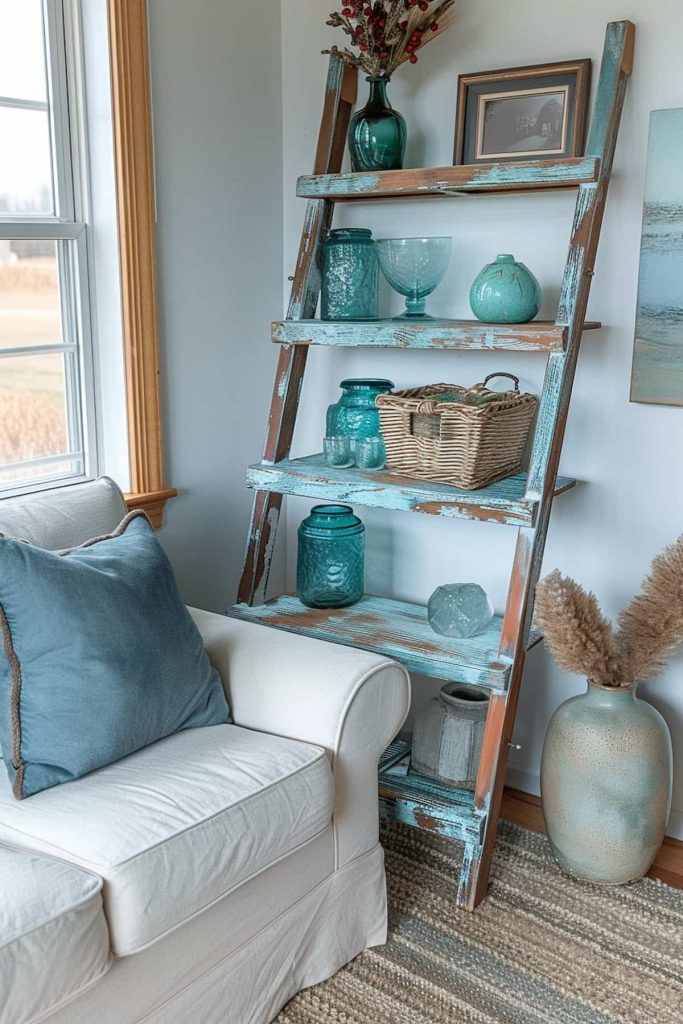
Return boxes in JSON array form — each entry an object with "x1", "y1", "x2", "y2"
[{"x1": 375, "y1": 374, "x2": 538, "y2": 490}]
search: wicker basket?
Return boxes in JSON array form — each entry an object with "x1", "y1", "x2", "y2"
[{"x1": 375, "y1": 374, "x2": 538, "y2": 490}]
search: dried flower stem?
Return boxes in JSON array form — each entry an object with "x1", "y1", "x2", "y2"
[
  {"x1": 534, "y1": 534, "x2": 683, "y2": 689},
  {"x1": 534, "y1": 570, "x2": 623, "y2": 687},
  {"x1": 617, "y1": 535, "x2": 683, "y2": 684},
  {"x1": 323, "y1": 0, "x2": 456, "y2": 79}
]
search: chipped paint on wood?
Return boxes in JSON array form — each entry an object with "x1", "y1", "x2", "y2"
[
  {"x1": 378, "y1": 765, "x2": 483, "y2": 844},
  {"x1": 245, "y1": 453, "x2": 576, "y2": 528},
  {"x1": 271, "y1": 319, "x2": 602, "y2": 352},
  {"x1": 229, "y1": 593, "x2": 540, "y2": 689},
  {"x1": 296, "y1": 156, "x2": 600, "y2": 201},
  {"x1": 238, "y1": 56, "x2": 354, "y2": 607}
]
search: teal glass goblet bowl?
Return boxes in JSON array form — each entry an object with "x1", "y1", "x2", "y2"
[{"x1": 377, "y1": 237, "x2": 452, "y2": 319}]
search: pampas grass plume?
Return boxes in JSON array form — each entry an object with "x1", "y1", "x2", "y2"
[{"x1": 534, "y1": 570, "x2": 622, "y2": 687}]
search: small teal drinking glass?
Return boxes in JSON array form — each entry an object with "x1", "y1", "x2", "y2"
[
  {"x1": 297, "y1": 505, "x2": 365, "y2": 609},
  {"x1": 324, "y1": 436, "x2": 353, "y2": 468},
  {"x1": 355, "y1": 436, "x2": 385, "y2": 470}
]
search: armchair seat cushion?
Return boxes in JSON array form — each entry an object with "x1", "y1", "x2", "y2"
[
  {"x1": 0, "y1": 842, "x2": 110, "y2": 1024},
  {"x1": 0, "y1": 725, "x2": 333, "y2": 956}
]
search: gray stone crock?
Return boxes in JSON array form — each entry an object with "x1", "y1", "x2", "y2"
[
  {"x1": 541, "y1": 681, "x2": 672, "y2": 885},
  {"x1": 411, "y1": 682, "x2": 490, "y2": 789}
]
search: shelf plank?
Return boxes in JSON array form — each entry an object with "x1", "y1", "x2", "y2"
[
  {"x1": 378, "y1": 740, "x2": 482, "y2": 844},
  {"x1": 273, "y1": 319, "x2": 602, "y2": 352},
  {"x1": 296, "y1": 156, "x2": 601, "y2": 201},
  {"x1": 228, "y1": 593, "x2": 542, "y2": 690},
  {"x1": 246, "y1": 454, "x2": 577, "y2": 528}
]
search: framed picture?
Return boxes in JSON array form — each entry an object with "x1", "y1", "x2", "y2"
[{"x1": 454, "y1": 59, "x2": 591, "y2": 165}]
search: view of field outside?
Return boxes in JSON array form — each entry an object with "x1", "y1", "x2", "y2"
[
  {"x1": 0, "y1": 250, "x2": 71, "y2": 482},
  {"x1": 0, "y1": 0, "x2": 80, "y2": 488}
]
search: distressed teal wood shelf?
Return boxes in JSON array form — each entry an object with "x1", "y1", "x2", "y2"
[
  {"x1": 246, "y1": 454, "x2": 577, "y2": 528},
  {"x1": 273, "y1": 319, "x2": 602, "y2": 352},
  {"x1": 228, "y1": 593, "x2": 543, "y2": 689},
  {"x1": 296, "y1": 156, "x2": 601, "y2": 201},
  {"x1": 378, "y1": 740, "x2": 482, "y2": 844}
]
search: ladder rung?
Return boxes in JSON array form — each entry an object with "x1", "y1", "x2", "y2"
[
  {"x1": 228, "y1": 593, "x2": 543, "y2": 690},
  {"x1": 272, "y1": 319, "x2": 602, "y2": 352},
  {"x1": 297, "y1": 156, "x2": 601, "y2": 201},
  {"x1": 247, "y1": 455, "x2": 577, "y2": 528}
]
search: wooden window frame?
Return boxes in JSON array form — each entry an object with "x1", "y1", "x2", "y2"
[{"x1": 108, "y1": 0, "x2": 175, "y2": 527}]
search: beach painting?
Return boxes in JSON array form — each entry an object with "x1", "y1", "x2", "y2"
[{"x1": 631, "y1": 109, "x2": 683, "y2": 406}]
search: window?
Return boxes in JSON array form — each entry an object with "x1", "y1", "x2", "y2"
[{"x1": 0, "y1": 0, "x2": 97, "y2": 495}]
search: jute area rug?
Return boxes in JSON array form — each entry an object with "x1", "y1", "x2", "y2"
[{"x1": 276, "y1": 819, "x2": 683, "y2": 1024}]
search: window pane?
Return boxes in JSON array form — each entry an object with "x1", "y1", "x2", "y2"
[
  {"x1": 0, "y1": 240, "x2": 61, "y2": 348},
  {"x1": 0, "y1": 0, "x2": 48, "y2": 102},
  {"x1": 0, "y1": 352, "x2": 77, "y2": 469},
  {"x1": 0, "y1": 105, "x2": 53, "y2": 214}
]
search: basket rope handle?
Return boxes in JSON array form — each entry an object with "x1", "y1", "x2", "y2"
[{"x1": 483, "y1": 372, "x2": 520, "y2": 393}]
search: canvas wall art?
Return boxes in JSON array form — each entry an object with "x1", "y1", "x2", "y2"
[{"x1": 630, "y1": 108, "x2": 683, "y2": 407}]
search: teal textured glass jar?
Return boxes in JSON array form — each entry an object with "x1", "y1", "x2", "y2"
[
  {"x1": 326, "y1": 378, "x2": 394, "y2": 444},
  {"x1": 297, "y1": 504, "x2": 365, "y2": 609},
  {"x1": 470, "y1": 254, "x2": 542, "y2": 324},
  {"x1": 348, "y1": 77, "x2": 406, "y2": 172},
  {"x1": 321, "y1": 229, "x2": 379, "y2": 321}
]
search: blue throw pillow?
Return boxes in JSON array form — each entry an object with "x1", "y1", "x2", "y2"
[{"x1": 0, "y1": 510, "x2": 230, "y2": 799}]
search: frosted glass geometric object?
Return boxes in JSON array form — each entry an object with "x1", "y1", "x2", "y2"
[{"x1": 428, "y1": 583, "x2": 494, "y2": 638}]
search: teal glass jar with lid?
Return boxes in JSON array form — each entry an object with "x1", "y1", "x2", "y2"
[
  {"x1": 297, "y1": 504, "x2": 365, "y2": 609},
  {"x1": 326, "y1": 378, "x2": 393, "y2": 444},
  {"x1": 321, "y1": 228, "x2": 379, "y2": 321}
]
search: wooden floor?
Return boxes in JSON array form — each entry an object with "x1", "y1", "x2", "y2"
[{"x1": 502, "y1": 787, "x2": 683, "y2": 889}]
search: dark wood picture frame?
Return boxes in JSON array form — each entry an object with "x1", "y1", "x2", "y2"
[{"x1": 454, "y1": 59, "x2": 591, "y2": 166}]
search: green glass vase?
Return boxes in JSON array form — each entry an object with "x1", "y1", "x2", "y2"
[{"x1": 348, "y1": 77, "x2": 406, "y2": 172}]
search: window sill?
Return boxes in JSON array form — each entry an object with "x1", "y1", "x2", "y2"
[{"x1": 125, "y1": 488, "x2": 178, "y2": 528}]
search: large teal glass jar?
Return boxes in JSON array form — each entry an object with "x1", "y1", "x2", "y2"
[
  {"x1": 326, "y1": 378, "x2": 394, "y2": 443},
  {"x1": 297, "y1": 505, "x2": 365, "y2": 609},
  {"x1": 321, "y1": 229, "x2": 379, "y2": 321},
  {"x1": 348, "y1": 77, "x2": 406, "y2": 172}
]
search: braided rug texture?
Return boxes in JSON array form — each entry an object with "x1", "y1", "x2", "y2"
[{"x1": 276, "y1": 819, "x2": 683, "y2": 1024}]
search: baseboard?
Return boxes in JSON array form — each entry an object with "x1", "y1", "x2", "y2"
[{"x1": 506, "y1": 764, "x2": 683, "y2": 842}]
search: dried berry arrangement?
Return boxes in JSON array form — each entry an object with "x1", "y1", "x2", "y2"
[{"x1": 324, "y1": 0, "x2": 456, "y2": 77}]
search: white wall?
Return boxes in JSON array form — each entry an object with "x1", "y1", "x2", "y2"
[
  {"x1": 147, "y1": 0, "x2": 284, "y2": 611},
  {"x1": 281, "y1": 0, "x2": 683, "y2": 836}
]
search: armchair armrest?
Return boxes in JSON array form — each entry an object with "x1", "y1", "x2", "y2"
[{"x1": 190, "y1": 608, "x2": 410, "y2": 867}]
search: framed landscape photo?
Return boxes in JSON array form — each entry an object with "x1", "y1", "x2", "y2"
[{"x1": 454, "y1": 59, "x2": 591, "y2": 165}]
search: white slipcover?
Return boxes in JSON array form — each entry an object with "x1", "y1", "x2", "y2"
[
  {"x1": 0, "y1": 480, "x2": 412, "y2": 1023},
  {"x1": 0, "y1": 843, "x2": 110, "y2": 1024},
  {"x1": 0, "y1": 725, "x2": 334, "y2": 955},
  {"x1": 0, "y1": 476, "x2": 126, "y2": 549}
]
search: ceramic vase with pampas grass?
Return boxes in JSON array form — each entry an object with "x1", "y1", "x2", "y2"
[{"x1": 534, "y1": 535, "x2": 683, "y2": 885}]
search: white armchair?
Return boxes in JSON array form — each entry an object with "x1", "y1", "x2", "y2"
[{"x1": 0, "y1": 478, "x2": 410, "y2": 1024}]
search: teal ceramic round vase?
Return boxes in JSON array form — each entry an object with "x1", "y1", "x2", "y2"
[
  {"x1": 326, "y1": 378, "x2": 394, "y2": 443},
  {"x1": 348, "y1": 77, "x2": 406, "y2": 172},
  {"x1": 469, "y1": 254, "x2": 542, "y2": 324},
  {"x1": 297, "y1": 504, "x2": 365, "y2": 609},
  {"x1": 541, "y1": 682, "x2": 673, "y2": 885}
]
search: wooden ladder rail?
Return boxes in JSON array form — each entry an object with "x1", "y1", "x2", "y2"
[
  {"x1": 460, "y1": 20, "x2": 635, "y2": 910},
  {"x1": 238, "y1": 61, "x2": 356, "y2": 606}
]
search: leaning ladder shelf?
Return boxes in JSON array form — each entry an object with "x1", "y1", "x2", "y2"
[{"x1": 230, "y1": 20, "x2": 635, "y2": 910}]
